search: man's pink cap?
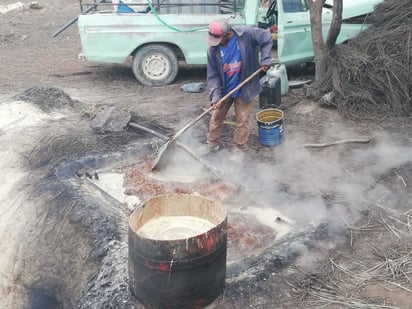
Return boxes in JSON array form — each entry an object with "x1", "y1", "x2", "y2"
[{"x1": 206, "y1": 19, "x2": 231, "y2": 46}]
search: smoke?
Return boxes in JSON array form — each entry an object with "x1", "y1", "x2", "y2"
[
  {"x1": 119, "y1": 106, "x2": 412, "y2": 272},
  {"x1": 177, "y1": 125, "x2": 412, "y2": 238}
]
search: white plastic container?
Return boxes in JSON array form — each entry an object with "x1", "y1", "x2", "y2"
[{"x1": 266, "y1": 64, "x2": 289, "y2": 96}]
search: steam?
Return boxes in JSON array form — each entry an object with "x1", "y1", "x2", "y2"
[{"x1": 173, "y1": 123, "x2": 412, "y2": 238}]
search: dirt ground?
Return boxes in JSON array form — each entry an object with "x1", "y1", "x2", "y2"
[{"x1": 1, "y1": 1, "x2": 412, "y2": 309}]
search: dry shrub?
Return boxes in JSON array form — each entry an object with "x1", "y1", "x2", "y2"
[{"x1": 320, "y1": 0, "x2": 412, "y2": 119}]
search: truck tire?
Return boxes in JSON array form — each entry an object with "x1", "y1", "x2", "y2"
[{"x1": 132, "y1": 44, "x2": 179, "y2": 86}]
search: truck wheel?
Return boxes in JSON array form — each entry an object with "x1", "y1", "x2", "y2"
[{"x1": 132, "y1": 44, "x2": 179, "y2": 86}]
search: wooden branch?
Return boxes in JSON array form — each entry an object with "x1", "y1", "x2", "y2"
[
  {"x1": 325, "y1": 0, "x2": 343, "y2": 50},
  {"x1": 302, "y1": 138, "x2": 372, "y2": 148}
]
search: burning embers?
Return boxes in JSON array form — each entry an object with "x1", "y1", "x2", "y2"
[
  {"x1": 122, "y1": 161, "x2": 238, "y2": 201},
  {"x1": 227, "y1": 212, "x2": 277, "y2": 263}
]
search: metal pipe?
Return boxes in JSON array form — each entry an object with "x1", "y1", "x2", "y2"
[{"x1": 52, "y1": 0, "x2": 107, "y2": 38}]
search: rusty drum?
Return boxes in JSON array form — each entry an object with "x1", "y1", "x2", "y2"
[{"x1": 128, "y1": 193, "x2": 227, "y2": 309}]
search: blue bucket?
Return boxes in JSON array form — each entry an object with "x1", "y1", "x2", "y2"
[{"x1": 256, "y1": 108, "x2": 284, "y2": 146}]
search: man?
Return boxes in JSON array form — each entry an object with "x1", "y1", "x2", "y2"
[{"x1": 202, "y1": 18, "x2": 273, "y2": 156}]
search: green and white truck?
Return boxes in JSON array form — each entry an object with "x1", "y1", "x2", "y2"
[{"x1": 75, "y1": 0, "x2": 382, "y2": 86}]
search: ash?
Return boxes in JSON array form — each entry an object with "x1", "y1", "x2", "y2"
[
  {"x1": 14, "y1": 86, "x2": 75, "y2": 111},
  {"x1": 78, "y1": 240, "x2": 138, "y2": 309}
]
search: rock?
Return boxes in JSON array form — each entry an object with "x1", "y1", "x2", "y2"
[
  {"x1": 90, "y1": 106, "x2": 132, "y2": 134},
  {"x1": 320, "y1": 91, "x2": 335, "y2": 106}
]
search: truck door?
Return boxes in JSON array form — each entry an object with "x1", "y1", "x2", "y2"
[{"x1": 277, "y1": 0, "x2": 316, "y2": 64}]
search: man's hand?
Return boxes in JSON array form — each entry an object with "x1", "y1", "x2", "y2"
[
  {"x1": 212, "y1": 101, "x2": 222, "y2": 110},
  {"x1": 261, "y1": 65, "x2": 270, "y2": 72}
]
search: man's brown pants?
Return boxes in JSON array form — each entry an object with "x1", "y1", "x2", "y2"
[{"x1": 207, "y1": 97, "x2": 256, "y2": 148}]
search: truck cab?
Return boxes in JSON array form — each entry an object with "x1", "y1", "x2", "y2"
[{"x1": 77, "y1": 0, "x2": 382, "y2": 86}]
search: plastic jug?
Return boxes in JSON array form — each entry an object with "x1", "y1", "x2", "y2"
[{"x1": 266, "y1": 64, "x2": 289, "y2": 96}]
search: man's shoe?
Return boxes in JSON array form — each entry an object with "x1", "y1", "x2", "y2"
[{"x1": 198, "y1": 143, "x2": 220, "y2": 155}]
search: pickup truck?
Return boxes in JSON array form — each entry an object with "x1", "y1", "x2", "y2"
[{"x1": 77, "y1": 0, "x2": 382, "y2": 86}]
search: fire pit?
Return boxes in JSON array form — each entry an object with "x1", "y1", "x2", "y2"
[
  {"x1": 59, "y1": 141, "x2": 299, "y2": 308},
  {"x1": 88, "y1": 158, "x2": 294, "y2": 265}
]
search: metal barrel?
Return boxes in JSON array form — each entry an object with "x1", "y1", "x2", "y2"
[{"x1": 128, "y1": 193, "x2": 227, "y2": 309}]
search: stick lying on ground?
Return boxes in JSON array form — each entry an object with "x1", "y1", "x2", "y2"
[{"x1": 302, "y1": 138, "x2": 372, "y2": 149}]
